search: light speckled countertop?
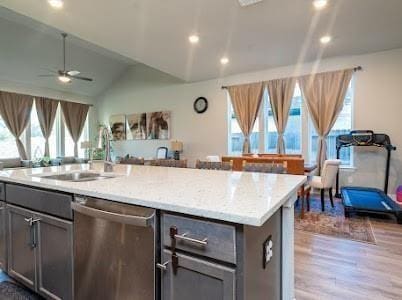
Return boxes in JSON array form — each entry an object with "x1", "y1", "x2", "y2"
[{"x1": 0, "y1": 163, "x2": 306, "y2": 226}]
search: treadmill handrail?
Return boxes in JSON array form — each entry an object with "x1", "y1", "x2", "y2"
[{"x1": 71, "y1": 201, "x2": 155, "y2": 227}]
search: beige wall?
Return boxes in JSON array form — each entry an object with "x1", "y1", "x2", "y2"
[{"x1": 96, "y1": 48, "x2": 402, "y2": 193}]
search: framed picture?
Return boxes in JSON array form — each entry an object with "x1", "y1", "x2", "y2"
[
  {"x1": 146, "y1": 111, "x2": 171, "y2": 140},
  {"x1": 126, "y1": 113, "x2": 147, "y2": 140},
  {"x1": 109, "y1": 114, "x2": 126, "y2": 141}
]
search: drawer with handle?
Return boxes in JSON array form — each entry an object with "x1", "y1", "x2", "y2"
[
  {"x1": 161, "y1": 213, "x2": 236, "y2": 264},
  {"x1": 0, "y1": 183, "x2": 4, "y2": 201}
]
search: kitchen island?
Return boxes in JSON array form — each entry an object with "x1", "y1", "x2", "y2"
[{"x1": 0, "y1": 163, "x2": 306, "y2": 300}]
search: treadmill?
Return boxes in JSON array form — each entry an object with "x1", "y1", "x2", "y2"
[{"x1": 335, "y1": 130, "x2": 402, "y2": 224}]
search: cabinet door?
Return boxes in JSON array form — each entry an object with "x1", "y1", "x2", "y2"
[
  {"x1": 161, "y1": 249, "x2": 235, "y2": 300},
  {"x1": 0, "y1": 201, "x2": 6, "y2": 270},
  {"x1": 7, "y1": 205, "x2": 36, "y2": 290},
  {"x1": 36, "y1": 212, "x2": 73, "y2": 300}
]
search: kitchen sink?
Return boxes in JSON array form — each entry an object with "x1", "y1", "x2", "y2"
[{"x1": 38, "y1": 172, "x2": 116, "y2": 182}]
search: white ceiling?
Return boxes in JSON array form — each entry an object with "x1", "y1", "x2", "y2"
[
  {"x1": 0, "y1": 7, "x2": 137, "y2": 97},
  {"x1": 1, "y1": 0, "x2": 402, "y2": 82}
]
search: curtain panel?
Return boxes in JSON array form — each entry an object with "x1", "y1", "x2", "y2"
[
  {"x1": 35, "y1": 97, "x2": 59, "y2": 157},
  {"x1": 265, "y1": 77, "x2": 297, "y2": 154},
  {"x1": 0, "y1": 91, "x2": 33, "y2": 159},
  {"x1": 298, "y1": 69, "x2": 353, "y2": 174},
  {"x1": 60, "y1": 101, "x2": 90, "y2": 157},
  {"x1": 228, "y1": 82, "x2": 263, "y2": 154}
]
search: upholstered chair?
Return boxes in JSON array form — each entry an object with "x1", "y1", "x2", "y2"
[
  {"x1": 242, "y1": 161, "x2": 288, "y2": 174},
  {"x1": 308, "y1": 159, "x2": 341, "y2": 211},
  {"x1": 150, "y1": 159, "x2": 187, "y2": 168},
  {"x1": 196, "y1": 160, "x2": 233, "y2": 171}
]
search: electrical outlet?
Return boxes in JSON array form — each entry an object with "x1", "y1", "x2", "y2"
[
  {"x1": 348, "y1": 176, "x2": 354, "y2": 184},
  {"x1": 262, "y1": 235, "x2": 273, "y2": 269}
]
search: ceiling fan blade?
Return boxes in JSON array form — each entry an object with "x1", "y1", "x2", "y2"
[
  {"x1": 67, "y1": 70, "x2": 80, "y2": 76},
  {"x1": 38, "y1": 74, "x2": 56, "y2": 77},
  {"x1": 70, "y1": 75, "x2": 93, "y2": 82}
]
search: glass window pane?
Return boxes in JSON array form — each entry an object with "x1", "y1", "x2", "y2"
[
  {"x1": 228, "y1": 102, "x2": 259, "y2": 155},
  {"x1": 265, "y1": 84, "x2": 302, "y2": 154},
  {"x1": 65, "y1": 116, "x2": 89, "y2": 158},
  {"x1": 309, "y1": 80, "x2": 353, "y2": 166},
  {"x1": 31, "y1": 102, "x2": 58, "y2": 159},
  {"x1": 0, "y1": 117, "x2": 20, "y2": 159}
]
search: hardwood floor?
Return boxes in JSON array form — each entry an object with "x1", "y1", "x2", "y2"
[{"x1": 295, "y1": 217, "x2": 402, "y2": 300}]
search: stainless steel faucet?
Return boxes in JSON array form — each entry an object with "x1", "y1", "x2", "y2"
[{"x1": 97, "y1": 126, "x2": 114, "y2": 172}]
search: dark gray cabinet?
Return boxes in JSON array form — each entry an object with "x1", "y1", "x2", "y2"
[
  {"x1": 7, "y1": 204, "x2": 73, "y2": 300},
  {"x1": 161, "y1": 249, "x2": 236, "y2": 300},
  {"x1": 7, "y1": 205, "x2": 37, "y2": 290},
  {"x1": 36, "y1": 211, "x2": 73, "y2": 300},
  {"x1": 0, "y1": 201, "x2": 6, "y2": 271}
]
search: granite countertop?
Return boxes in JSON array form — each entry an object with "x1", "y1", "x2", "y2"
[{"x1": 0, "y1": 162, "x2": 306, "y2": 226}]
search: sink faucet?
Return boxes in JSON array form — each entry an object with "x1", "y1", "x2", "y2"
[{"x1": 97, "y1": 126, "x2": 114, "y2": 172}]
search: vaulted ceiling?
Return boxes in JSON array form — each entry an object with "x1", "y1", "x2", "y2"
[
  {"x1": 0, "y1": 7, "x2": 136, "y2": 97},
  {"x1": 1, "y1": 0, "x2": 402, "y2": 83}
]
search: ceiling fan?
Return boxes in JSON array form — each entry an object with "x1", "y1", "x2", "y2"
[{"x1": 39, "y1": 33, "x2": 93, "y2": 83}]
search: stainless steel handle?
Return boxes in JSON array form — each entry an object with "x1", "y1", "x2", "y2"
[
  {"x1": 156, "y1": 261, "x2": 170, "y2": 271},
  {"x1": 174, "y1": 233, "x2": 208, "y2": 246},
  {"x1": 24, "y1": 217, "x2": 33, "y2": 225},
  {"x1": 71, "y1": 201, "x2": 154, "y2": 227}
]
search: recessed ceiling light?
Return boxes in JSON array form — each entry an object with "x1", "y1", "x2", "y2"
[
  {"x1": 320, "y1": 35, "x2": 332, "y2": 44},
  {"x1": 313, "y1": 0, "x2": 328, "y2": 10},
  {"x1": 189, "y1": 35, "x2": 199, "y2": 44},
  {"x1": 220, "y1": 57, "x2": 229, "y2": 65},
  {"x1": 58, "y1": 75, "x2": 71, "y2": 83},
  {"x1": 48, "y1": 0, "x2": 64, "y2": 9}
]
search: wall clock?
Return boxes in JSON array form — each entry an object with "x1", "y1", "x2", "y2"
[{"x1": 194, "y1": 97, "x2": 208, "y2": 114}]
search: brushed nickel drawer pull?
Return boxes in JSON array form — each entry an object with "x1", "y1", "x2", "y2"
[{"x1": 174, "y1": 232, "x2": 208, "y2": 246}]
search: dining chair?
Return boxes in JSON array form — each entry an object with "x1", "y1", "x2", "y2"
[
  {"x1": 242, "y1": 161, "x2": 288, "y2": 174},
  {"x1": 205, "y1": 155, "x2": 221, "y2": 162},
  {"x1": 150, "y1": 159, "x2": 187, "y2": 168},
  {"x1": 196, "y1": 160, "x2": 233, "y2": 171},
  {"x1": 307, "y1": 159, "x2": 341, "y2": 211}
]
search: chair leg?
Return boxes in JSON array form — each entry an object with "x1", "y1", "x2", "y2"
[
  {"x1": 329, "y1": 188, "x2": 334, "y2": 208},
  {"x1": 320, "y1": 189, "x2": 325, "y2": 212},
  {"x1": 306, "y1": 191, "x2": 311, "y2": 211}
]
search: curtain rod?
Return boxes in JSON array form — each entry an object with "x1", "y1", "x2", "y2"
[{"x1": 221, "y1": 66, "x2": 363, "y2": 89}]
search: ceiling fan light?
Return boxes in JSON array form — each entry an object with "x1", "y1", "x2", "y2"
[
  {"x1": 48, "y1": 0, "x2": 64, "y2": 9},
  {"x1": 58, "y1": 75, "x2": 71, "y2": 83}
]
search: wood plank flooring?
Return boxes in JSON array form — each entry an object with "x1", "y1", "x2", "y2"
[{"x1": 295, "y1": 218, "x2": 402, "y2": 300}]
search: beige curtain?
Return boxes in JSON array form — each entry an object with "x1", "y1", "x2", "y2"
[
  {"x1": 35, "y1": 97, "x2": 59, "y2": 157},
  {"x1": 0, "y1": 91, "x2": 33, "y2": 160},
  {"x1": 299, "y1": 69, "x2": 353, "y2": 174},
  {"x1": 60, "y1": 101, "x2": 90, "y2": 157},
  {"x1": 228, "y1": 82, "x2": 263, "y2": 153},
  {"x1": 266, "y1": 78, "x2": 297, "y2": 154}
]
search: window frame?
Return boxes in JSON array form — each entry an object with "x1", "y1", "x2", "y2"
[
  {"x1": 0, "y1": 99, "x2": 90, "y2": 160},
  {"x1": 227, "y1": 78, "x2": 355, "y2": 168}
]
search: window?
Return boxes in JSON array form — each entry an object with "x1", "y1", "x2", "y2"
[
  {"x1": 0, "y1": 117, "x2": 20, "y2": 159},
  {"x1": 64, "y1": 116, "x2": 89, "y2": 158},
  {"x1": 228, "y1": 100, "x2": 259, "y2": 155},
  {"x1": 226, "y1": 77, "x2": 354, "y2": 168},
  {"x1": 265, "y1": 84, "x2": 302, "y2": 154},
  {"x1": 0, "y1": 98, "x2": 90, "y2": 160},
  {"x1": 309, "y1": 80, "x2": 354, "y2": 166},
  {"x1": 30, "y1": 102, "x2": 58, "y2": 159}
]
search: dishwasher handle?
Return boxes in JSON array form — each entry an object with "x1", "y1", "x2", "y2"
[{"x1": 71, "y1": 201, "x2": 155, "y2": 227}]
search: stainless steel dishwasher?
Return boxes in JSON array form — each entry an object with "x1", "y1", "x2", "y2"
[{"x1": 72, "y1": 196, "x2": 157, "y2": 300}]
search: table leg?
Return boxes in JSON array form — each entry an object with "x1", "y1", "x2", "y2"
[{"x1": 300, "y1": 185, "x2": 305, "y2": 219}]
